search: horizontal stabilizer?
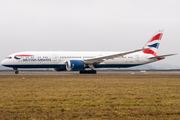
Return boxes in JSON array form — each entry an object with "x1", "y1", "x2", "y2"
[{"x1": 148, "y1": 54, "x2": 177, "y2": 59}]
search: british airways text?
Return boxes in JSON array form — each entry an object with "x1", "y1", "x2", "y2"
[{"x1": 23, "y1": 59, "x2": 51, "y2": 61}]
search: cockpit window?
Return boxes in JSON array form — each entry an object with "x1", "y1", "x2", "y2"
[{"x1": 6, "y1": 57, "x2": 12, "y2": 59}]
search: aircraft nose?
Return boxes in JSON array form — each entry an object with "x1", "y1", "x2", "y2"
[{"x1": 1, "y1": 60, "x2": 5, "y2": 66}]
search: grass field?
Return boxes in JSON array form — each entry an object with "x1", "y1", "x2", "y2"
[{"x1": 0, "y1": 74, "x2": 180, "y2": 119}]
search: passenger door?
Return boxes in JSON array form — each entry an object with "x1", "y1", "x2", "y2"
[
  {"x1": 135, "y1": 55, "x2": 139, "y2": 64},
  {"x1": 52, "y1": 54, "x2": 60, "y2": 64}
]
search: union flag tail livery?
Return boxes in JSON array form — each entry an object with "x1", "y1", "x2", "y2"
[
  {"x1": 1, "y1": 30, "x2": 176, "y2": 74},
  {"x1": 143, "y1": 30, "x2": 164, "y2": 55}
]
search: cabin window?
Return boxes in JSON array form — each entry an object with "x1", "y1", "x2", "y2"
[{"x1": 6, "y1": 57, "x2": 12, "y2": 59}]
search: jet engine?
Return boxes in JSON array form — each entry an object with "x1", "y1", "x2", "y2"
[{"x1": 66, "y1": 60, "x2": 85, "y2": 71}]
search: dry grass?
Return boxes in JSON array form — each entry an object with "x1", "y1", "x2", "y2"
[{"x1": 0, "y1": 74, "x2": 180, "y2": 119}]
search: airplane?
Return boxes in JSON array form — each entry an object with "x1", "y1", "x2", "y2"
[{"x1": 1, "y1": 30, "x2": 176, "y2": 74}]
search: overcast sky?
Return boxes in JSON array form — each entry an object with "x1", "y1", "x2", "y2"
[{"x1": 0, "y1": 0, "x2": 179, "y2": 67}]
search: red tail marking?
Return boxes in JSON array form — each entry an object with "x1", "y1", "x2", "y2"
[
  {"x1": 148, "y1": 33, "x2": 163, "y2": 43},
  {"x1": 143, "y1": 49, "x2": 156, "y2": 55},
  {"x1": 157, "y1": 57, "x2": 163, "y2": 60},
  {"x1": 143, "y1": 49, "x2": 162, "y2": 60}
]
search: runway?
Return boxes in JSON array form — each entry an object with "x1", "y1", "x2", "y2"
[{"x1": 0, "y1": 70, "x2": 180, "y2": 75}]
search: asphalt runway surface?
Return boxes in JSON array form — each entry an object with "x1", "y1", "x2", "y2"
[{"x1": 0, "y1": 71, "x2": 180, "y2": 75}]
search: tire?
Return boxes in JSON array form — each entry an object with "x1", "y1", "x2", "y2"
[
  {"x1": 79, "y1": 70, "x2": 97, "y2": 74},
  {"x1": 15, "y1": 71, "x2": 19, "y2": 74}
]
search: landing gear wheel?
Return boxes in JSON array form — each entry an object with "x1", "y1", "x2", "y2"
[
  {"x1": 93, "y1": 70, "x2": 97, "y2": 74},
  {"x1": 79, "y1": 70, "x2": 97, "y2": 74},
  {"x1": 15, "y1": 71, "x2": 19, "y2": 74}
]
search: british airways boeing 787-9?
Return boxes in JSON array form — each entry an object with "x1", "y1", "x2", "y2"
[{"x1": 1, "y1": 30, "x2": 176, "y2": 74}]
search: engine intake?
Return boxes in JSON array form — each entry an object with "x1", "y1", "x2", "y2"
[{"x1": 66, "y1": 60, "x2": 85, "y2": 71}]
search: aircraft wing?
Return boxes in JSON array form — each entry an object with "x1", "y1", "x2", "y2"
[
  {"x1": 148, "y1": 54, "x2": 177, "y2": 59},
  {"x1": 84, "y1": 48, "x2": 147, "y2": 64}
]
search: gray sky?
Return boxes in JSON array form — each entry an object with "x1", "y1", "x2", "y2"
[{"x1": 0, "y1": 0, "x2": 179, "y2": 67}]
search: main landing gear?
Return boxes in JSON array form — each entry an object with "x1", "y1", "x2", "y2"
[
  {"x1": 80, "y1": 64, "x2": 97, "y2": 74},
  {"x1": 13, "y1": 68, "x2": 19, "y2": 74},
  {"x1": 79, "y1": 70, "x2": 97, "y2": 74}
]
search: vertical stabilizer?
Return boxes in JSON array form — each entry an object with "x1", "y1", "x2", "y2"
[{"x1": 143, "y1": 30, "x2": 164, "y2": 55}]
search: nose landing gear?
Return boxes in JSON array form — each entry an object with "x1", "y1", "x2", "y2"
[
  {"x1": 13, "y1": 68, "x2": 19, "y2": 74},
  {"x1": 15, "y1": 70, "x2": 19, "y2": 74}
]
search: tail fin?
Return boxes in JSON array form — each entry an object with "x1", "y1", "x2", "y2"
[{"x1": 143, "y1": 30, "x2": 164, "y2": 55}]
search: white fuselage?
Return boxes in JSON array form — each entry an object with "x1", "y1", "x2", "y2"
[
  {"x1": 1, "y1": 30, "x2": 174, "y2": 74},
  {"x1": 1, "y1": 51, "x2": 158, "y2": 70}
]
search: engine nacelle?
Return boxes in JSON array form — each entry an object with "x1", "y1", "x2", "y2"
[{"x1": 66, "y1": 60, "x2": 85, "y2": 71}]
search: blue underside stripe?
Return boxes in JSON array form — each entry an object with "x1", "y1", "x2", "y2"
[{"x1": 3, "y1": 64, "x2": 142, "y2": 68}]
